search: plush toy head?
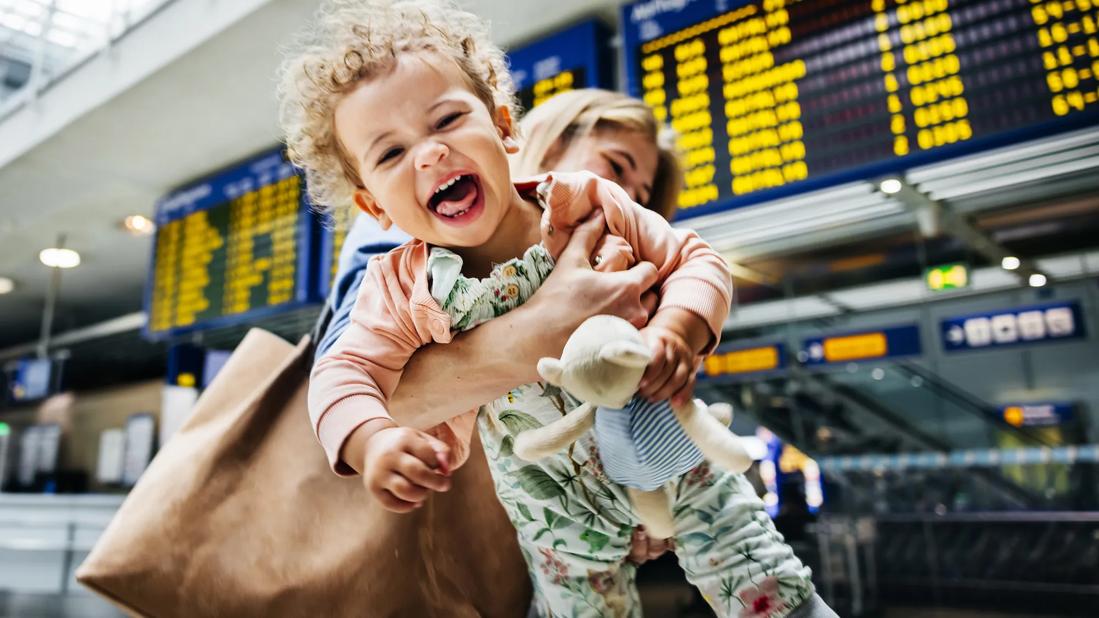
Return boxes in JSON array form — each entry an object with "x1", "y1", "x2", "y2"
[{"x1": 537, "y1": 315, "x2": 652, "y2": 409}]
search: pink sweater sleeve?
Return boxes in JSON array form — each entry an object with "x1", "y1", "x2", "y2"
[
  {"x1": 308, "y1": 251, "x2": 428, "y2": 476},
  {"x1": 542, "y1": 171, "x2": 733, "y2": 352}
]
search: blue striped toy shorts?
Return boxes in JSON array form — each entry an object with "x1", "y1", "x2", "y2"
[{"x1": 594, "y1": 396, "x2": 705, "y2": 491}]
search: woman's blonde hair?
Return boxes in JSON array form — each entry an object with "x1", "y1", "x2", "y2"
[
  {"x1": 276, "y1": 0, "x2": 516, "y2": 213},
  {"x1": 513, "y1": 89, "x2": 683, "y2": 221}
]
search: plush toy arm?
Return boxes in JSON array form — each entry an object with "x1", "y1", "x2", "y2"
[
  {"x1": 514, "y1": 402, "x2": 596, "y2": 461},
  {"x1": 672, "y1": 399, "x2": 753, "y2": 473}
]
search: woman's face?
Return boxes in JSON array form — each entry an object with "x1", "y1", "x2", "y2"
[{"x1": 548, "y1": 127, "x2": 659, "y2": 208}]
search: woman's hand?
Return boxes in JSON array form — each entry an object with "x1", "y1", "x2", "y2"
[
  {"x1": 524, "y1": 211, "x2": 660, "y2": 333},
  {"x1": 628, "y1": 526, "x2": 674, "y2": 564}
]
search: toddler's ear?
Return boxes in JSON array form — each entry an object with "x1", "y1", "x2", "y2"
[
  {"x1": 495, "y1": 106, "x2": 519, "y2": 154},
  {"x1": 354, "y1": 189, "x2": 392, "y2": 229},
  {"x1": 599, "y1": 341, "x2": 652, "y2": 368}
]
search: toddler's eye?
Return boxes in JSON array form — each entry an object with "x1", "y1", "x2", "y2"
[
  {"x1": 437, "y1": 112, "x2": 463, "y2": 129},
  {"x1": 378, "y1": 146, "x2": 403, "y2": 165}
]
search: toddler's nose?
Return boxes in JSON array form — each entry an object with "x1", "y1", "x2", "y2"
[{"x1": 415, "y1": 140, "x2": 449, "y2": 170}]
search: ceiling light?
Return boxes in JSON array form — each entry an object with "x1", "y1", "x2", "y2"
[
  {"x1": 122, "y1": 215, "x2": 155, "y2": 235},
  {"x1": 0, "y1": 277, "x2": 13, "y2": 294},
  {"x1": 1001, "y1": 256, "x2": 1021, "y2": 270},
  {"x1": 1029, "y1": 273, "x2": 1047, "y2": 287},
  {"x1": 878, "y1": 178, "x2": 903, "y2": 194},
  {"x1": 39, "y1": 247, "x2": 81, "y2": 269}
]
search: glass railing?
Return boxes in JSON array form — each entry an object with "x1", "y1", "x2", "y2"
[{"x1": 0, "y1": 0, "x2": 173, "y2": 115}]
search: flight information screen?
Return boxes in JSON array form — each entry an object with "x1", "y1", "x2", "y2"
[
  {"x1": 318, "y1": 204, "x2": 354, "y2": 299},
  {"x1": 146, "y1": 148, "x2": 316, "y2": 338},
  {"x1": 509, "y1": 19, "x2": 613, "y2": 110},
  {"x1": 622, "y1": 0, "x2": 1099, "y2": 218}
]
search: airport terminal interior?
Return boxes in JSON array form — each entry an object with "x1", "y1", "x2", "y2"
[{"x1": 0, "y1": 0, "x2": 1097, "y2": 616}]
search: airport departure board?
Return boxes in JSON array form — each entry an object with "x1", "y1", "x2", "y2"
[
  {"x1": 320, "y1": 204, "x2": 354, "y2": 297},
  {"x1": 146, "y1": 148, "x2": 316, "y2": 338},
  {"x1": 622, "y1": 0, "x2": 1099, "y2": 218},
  {"x1": 509, "y1": 20, "x2": 614, "y2": 110}
]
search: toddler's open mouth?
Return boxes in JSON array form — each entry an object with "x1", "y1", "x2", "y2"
[{"x1": 428, "y1": 173, "x2": 483, "y2": 224}]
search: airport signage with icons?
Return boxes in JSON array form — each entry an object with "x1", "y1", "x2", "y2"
[
  {"x1": 941, "y1": 301, "x2": 1085, "y2": 352},
  {"x1": 801, "y1": 324, "x2": 922, "y2": 366},
  {"x1": 999, "y1": 403, "x2": 1074, "y2": 428}
]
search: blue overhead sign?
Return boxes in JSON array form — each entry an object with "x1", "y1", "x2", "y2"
[
  {"x1": 941, "y1": 302, "x2": 1085, "y2": 352},
  {"x1": 8, "y1": 358, "x2": 54, "y2": 403},
  {"x1": 508, "y1": 20, "x2": 613, "y2": 111},
  {"x1": 801, "y1": 324, "x2": 922, "y2": 366}
]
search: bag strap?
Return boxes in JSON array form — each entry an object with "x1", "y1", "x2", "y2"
[{"x1": 307, "y1": 302, "x2": 334, "y2": 369}]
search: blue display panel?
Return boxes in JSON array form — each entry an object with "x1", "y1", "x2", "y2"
[
  {"x1": 998, "y1": 402, "x2": 1074, "y2": 427},
  {"x1": 145, "y1": 148, "x2": 318, "y2": 339},
  {"x1": 508, "y1": 19, "x2": 613, "y2": 111},
  {"x1": 801, "y1": 324, "x2": 922, "y2": 365},
  {"x1": 7, "y1": 358, "x2": 54, "y2": 403},
  {"x1": 941, "y1": 300, "x2": 1086, "y2": 351},
  {"x1": 621, "y1": 0, "x2": 1099, "y2": 219}
]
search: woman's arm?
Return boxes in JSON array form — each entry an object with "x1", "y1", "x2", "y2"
[{"x1": 388, "y1": 212, "x2": 660, "y2": 430}]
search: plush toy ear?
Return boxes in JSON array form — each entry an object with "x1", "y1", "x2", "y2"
[
  {"x1": 537, "y1": 357, "x2": 564, "y2": 385},
  {"x1": 599, "y1": 341, "x2": 652, "y2": 368}
]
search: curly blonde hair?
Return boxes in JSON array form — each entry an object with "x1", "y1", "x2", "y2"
[
  {"x1": 513, "y1": 89, "x2": 684, "y2": 221},
  {"x1": 277, "y1": 0, "x2": 516, "y2": 212}
]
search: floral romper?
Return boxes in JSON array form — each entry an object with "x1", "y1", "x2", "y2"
[{"x1": 428, "y1": 245, "x2": 816, "y2": 618}]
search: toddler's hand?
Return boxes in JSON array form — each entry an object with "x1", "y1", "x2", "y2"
[
  {"x1": 638, "y1": 325, "x2": 697, "y2": 408},
  {"x1": 361, "y1": 425, "x2": 452, "y2": 513}
]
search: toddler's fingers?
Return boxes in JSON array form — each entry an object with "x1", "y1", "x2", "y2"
[
  {"x1": 640, "y1": 344, "x2": 675, "y2": 400},
  {"x1": 559, "y1": 211, "x2": 605, "y2": 267},
  {"x1": 670, "y1": 372, "x2": 697, "y2": 409},
  {"x1": 401, "y1": 431, "x2": 450, "y2": 472},
  {"x1": 396, "y1": 454, "x2": 452, "y2": 493},
  {"x1": 420, "y1": 432, "x2": 453, "y2": 476},
  {"x1": 377, "y1": 488, "x2": 419, "y2": 513},
  {"x1": 639, "y1": 290, "x2": 659, "y2": 320},
  {"x1": 653, "y1": 361, "x2": 692, "y2": 403},
  {"x1": 386, "y1": 473, "x2": 431, "y2": 503}
]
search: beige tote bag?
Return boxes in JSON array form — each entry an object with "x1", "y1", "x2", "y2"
[{"x1": 77, "y1": 328, "x2": 530, "y2": 617}]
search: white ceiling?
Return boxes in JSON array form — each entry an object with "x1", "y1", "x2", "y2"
[{"x1": 0, "y1": 0, "x2": 618, "y2": 347}]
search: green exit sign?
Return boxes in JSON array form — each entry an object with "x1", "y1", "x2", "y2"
[{"x1": 926, "y1": 263, "x2": 969, "y2": 291}]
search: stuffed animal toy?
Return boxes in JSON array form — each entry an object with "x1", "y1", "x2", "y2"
[{"x1": 513, "y1": 315, "x2": 752, "y2": 538}]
